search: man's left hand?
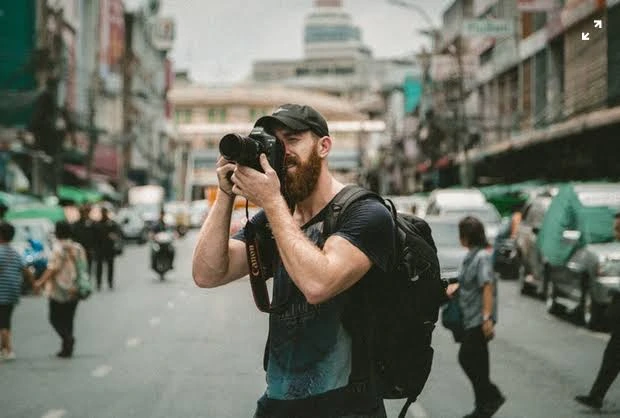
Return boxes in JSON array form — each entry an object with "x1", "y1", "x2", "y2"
[{"x1": 231, "y1": 154, "x2": 282, "y2": 208}]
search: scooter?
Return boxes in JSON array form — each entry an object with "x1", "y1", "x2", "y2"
[{"x1": 150, "y1": 231, "x2": 175, "y2": 280}]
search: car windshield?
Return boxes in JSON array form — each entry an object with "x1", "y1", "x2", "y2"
[
  {"x1": 443, "y1": 207, "x2": 501, "y2": 224},
  {"x1": 427, "y1": 221, "x2": 460, "y2": 247}
]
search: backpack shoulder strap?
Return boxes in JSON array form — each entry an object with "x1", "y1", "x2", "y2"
[{"x1": 322, "y1": 185, "x2": 381, "y2": 239}]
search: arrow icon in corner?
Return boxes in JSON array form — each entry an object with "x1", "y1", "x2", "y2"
[
  {"x1": 582, "y1": 32, "x2": 590, "y2": 40},
  {"x1": 594, "y1": 20, "x2": 603, "y2": 28}
]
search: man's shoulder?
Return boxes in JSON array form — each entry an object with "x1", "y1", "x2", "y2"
[{"x1": 340, "y1": 195, "x2": 393, "y2": 224}]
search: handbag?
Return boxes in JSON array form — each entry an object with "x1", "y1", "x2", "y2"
[{"x1": 441, "y1": 295, "x2": 465, "y2": 343}]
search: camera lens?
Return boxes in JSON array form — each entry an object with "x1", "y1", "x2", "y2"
[{"x1": 219, "y1": 133, "x2": 244, "y2": 161}]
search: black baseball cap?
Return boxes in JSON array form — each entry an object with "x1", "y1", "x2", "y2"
[{"x1": 255, "y1": 104, "x2": 329, "y2": 137}]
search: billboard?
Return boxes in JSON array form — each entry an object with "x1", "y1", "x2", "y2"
[{"x1": 99, "y1": 0, "x2": 125, "y2": 94}]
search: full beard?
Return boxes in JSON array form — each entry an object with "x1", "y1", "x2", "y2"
[{"x1": 284, "y1": 149, "x2": 322, "y2": 204}]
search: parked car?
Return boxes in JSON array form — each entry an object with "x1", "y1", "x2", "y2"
[
  {"x1": 387, "y1": 194, "x2": 429, "y2": 218},
  {"x1": 538, "y1": 183, "x2": 620, "y2": 329},
  {"x1": 515, "y1": 188, "x2": 556, "y2": 295},
  {"x1": 426, "y1": 188, "x2": 487, "y2": 216},
  {"x1": 116, "y1": 207, "x2": 149, "y2": 244},
  {"x1": 493, "y1": 217, "x2": 519, "y2": 280},
  {"x1": 425, "y1": 216, "x2": 468, "y2": 282}
]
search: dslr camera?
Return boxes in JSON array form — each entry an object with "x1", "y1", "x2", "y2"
[{"x1": 219, "y1": 127, "x2": 285, "y2": 174}]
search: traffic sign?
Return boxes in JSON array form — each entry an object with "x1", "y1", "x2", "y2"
[{"x1": 462, "y1": 19, "x2": 514, "y2": 37}]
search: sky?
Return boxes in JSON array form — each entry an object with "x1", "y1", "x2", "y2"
[{"x1": 157, "y1": 0, "x2": 455, "y2": 84}]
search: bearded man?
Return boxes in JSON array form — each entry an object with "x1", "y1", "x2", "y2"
[{"x1": 192, "y1": 104, "x2": 394, "y2": 418}]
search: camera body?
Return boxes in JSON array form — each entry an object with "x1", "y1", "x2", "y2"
[{"x1": 219, "y1": 127, "x2": 285, "y2": 173}]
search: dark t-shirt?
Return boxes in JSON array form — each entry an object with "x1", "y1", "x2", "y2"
[{"x1": 233, "y1": 195, "x2": 394, "y2": 418}]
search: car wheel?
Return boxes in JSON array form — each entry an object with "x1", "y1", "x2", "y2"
[
  {"x1": 582, "y1": 286, "x2": 603, "y2": 330},
  {"x1": 545, "y1": 279, "x2": 560, "y2": 315}
]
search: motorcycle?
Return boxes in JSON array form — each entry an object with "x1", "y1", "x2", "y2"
[{"x1": 150, "y1": 231, "x2": 175, "y2": 280}]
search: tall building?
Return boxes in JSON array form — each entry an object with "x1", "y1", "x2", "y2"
[{"x1": 252, "y1": 0, "x2": 419, "y2": 102}]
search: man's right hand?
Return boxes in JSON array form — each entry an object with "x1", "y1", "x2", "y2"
[{"x1": 216, "y1": 156, "x2": 236, "y2": 197}]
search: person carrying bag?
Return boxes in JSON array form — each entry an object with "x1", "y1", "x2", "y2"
[{"x1": 34, "y1": 221, "x2": 89, "y2": 358}]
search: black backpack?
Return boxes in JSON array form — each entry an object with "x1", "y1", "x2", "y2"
[{"x1": 323, "y1": 185, "x2": 447, "y2": 418}]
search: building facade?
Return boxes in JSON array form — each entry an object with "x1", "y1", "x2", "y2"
[{"x1": 169, "y1": 73, "x2": 384, "y2": 201}]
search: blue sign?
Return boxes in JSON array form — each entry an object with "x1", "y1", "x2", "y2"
[{"x1": 403, "y1": 76, "x2": 422, "y2": 114}]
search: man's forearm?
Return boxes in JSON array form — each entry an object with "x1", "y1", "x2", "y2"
[
  {"x1": 263, "y1": 196, "x2": 331, "y2": 303},
  {"x1": 192, "y1": 192, "x2": 235, "y2": 285}
]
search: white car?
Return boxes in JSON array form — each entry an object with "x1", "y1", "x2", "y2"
[{"x1": 117, "y1": 207, "x2": 149, "y2": 244}]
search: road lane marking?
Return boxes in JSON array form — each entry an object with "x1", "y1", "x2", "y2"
[
  {"x1": 149, "y1": 317, "x2": 161, "y2": 327},
  {"x1": 42, "y1": 410, "x2": 66, "y2": 418},
  {"x1": 91, "y1": 365, "x2": 112, "y2": 378},
  {"x1": 167, "y1": 301, "x2": 175, "y2": 309},
  {"x1": 126, "y1": 337, "x2": 142, "y2": 347}
]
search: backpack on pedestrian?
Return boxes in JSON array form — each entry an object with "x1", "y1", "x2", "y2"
[
  {"x1": 322, "y1": 185, "x2": 448, "y2": 418},
  {"x1": 67, "y1": 244, "x2": 93, "y2": 300}
]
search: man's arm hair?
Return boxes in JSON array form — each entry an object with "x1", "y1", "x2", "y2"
[
  {"x1": 262, "y1": 196, "x2": 373, "y2": 305},
  {"x1": 192, "y1": 192, "x2": 249, "y2": 288}
]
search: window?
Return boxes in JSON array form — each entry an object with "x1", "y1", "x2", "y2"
[
  {"x1": 207, "y1": 107, "x2": 227, "y2": 123},
  {"x1": 175, "y1": 109, "x2": 192, "y2": 124}
]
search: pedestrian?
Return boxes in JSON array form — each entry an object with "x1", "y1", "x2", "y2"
[
  {"x1": 72, "y1": 204, "x2": 95, "y2": 274},
  {"x1": 0, "y1": 221, "x2": 35, "y2": 361},
  {"x1": 192, "y1": 104, "x2": 395, "y2": 418},
  {"x1": 94, "y1": 207, "x2": 120, "y2": 290},
  {"x1": 456, "y1": 216, "x2": 505, "y2": 418},
  {"x1": 33, "y1": 221, "x2": 85, "y2": 358},
  {"x1": 575, "y1": 211, "x2": 620, "y2": 410}
]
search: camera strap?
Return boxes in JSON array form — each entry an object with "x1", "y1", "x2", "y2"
[{"x1": 244, "y1": 220, "x2": 270, "y2": 312}]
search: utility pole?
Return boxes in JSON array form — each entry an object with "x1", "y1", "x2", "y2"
[
  {"x1": 454, "y1": 40, "x2": 471, "y2": 187},
  {"x1": 119, "y1": 12, "x2": 134, "y2": 204},
  {"x1": 86, "y1": 73, "x2": 99, "y2": 182}
]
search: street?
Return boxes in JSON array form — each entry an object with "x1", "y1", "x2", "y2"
[{"x1": 2, "y1": 230, "x2": 619, "y2": 418}]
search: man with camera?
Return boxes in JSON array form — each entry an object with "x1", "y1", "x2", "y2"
[{"x1": 192, "y1": 104, "x2": 394, "y2": 418}]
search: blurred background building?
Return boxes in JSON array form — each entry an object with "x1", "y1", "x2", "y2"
[{"x1": 0, "y1": 0, "x2": 175, "y2": 205}]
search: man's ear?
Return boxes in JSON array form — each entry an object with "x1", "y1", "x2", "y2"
[{"x1": 317, "y1": 136, "x2": 332, "y2": 158}]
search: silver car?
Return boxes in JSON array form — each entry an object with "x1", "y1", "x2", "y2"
[{"x1": 425, "y1": 216, "x2": 468, "y2": 282}]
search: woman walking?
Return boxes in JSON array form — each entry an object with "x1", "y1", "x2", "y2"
[
  {"x1": 456, "y1": 216, "x2": 505, "y2": 418},
  {"x1": 0, "y1": 222, "x2": 35, "y2": 361},
  {"x1": 35, "y1": 221, "x2": 86, "y2": 358}
]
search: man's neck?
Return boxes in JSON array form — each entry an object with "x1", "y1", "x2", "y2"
[{"x1": 294, "y1": 170, "x2": 344, "y2": 225}]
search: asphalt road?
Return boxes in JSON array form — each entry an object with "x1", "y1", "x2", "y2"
[{"x1": 2, "y1": 230, "x2": 619, "y2": 418}]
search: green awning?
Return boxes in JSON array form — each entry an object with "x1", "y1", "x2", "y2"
[
  {"x1": 57, "y1": 185, "x2": 103, "y2": 204},
  {"x1": 5, "y1": 203, "x2": 66, "y2": 222},
  {"x1": 0, "y1": 191, "x2": 40, "y2": 207}
]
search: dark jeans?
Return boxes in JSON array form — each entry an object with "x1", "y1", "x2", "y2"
[
  {"x1": 590, "y1": 328, "x2": 620, "y2": 401},
  {"x1": 458, "y1": 326, "x2": 503, "y2": 408},
  {"x1": 96, "y1": 255, "x2": 115, "y2": 289},
  {"x1": 49, "y1": 299, "x2": 78, "y2": 342}
]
